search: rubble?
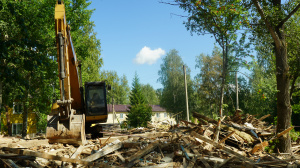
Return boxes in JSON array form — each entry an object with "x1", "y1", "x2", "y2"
[{"x1": 0, "y1": 112, "x2": 299, "y2": 168}]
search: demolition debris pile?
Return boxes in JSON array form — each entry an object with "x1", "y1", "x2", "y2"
[{"x1": 0, "y1": 112, "x2": 299, "y2": 168}]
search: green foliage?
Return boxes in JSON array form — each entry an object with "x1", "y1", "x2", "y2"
[
  {"x1": 36, "y1": 113, "x2": 48, "y2": 133},
  {"x1": 141, "y1": 84, "x2": 159, "y2": 105},
  {"x1": 290, "y1": 129, "x2": 300, "y2": 142},
  {"x1": 194, "y1": 46, "x2": 222, "y2": 117},
  {"x1": 130, "y1": 73, "x2": 146, "y2": 105},
  {"x1": 265, "y1": 140, "x2": 276, "y2": 153},
  {"x1": 158, "y1": 49, "x2": 195, "y2": 120},
  {"x1": 126, "y1": 104, "x2": 152, "y2": 128},
  {"x1": 127, "y1": 73, "x2": 152, "y2": 127},
  {"x1": 63, "y1": 0, "x2": 102, "y2": 83},
  {"x1": 0, "y1": 0, "x2": 102, "y2": 134},
  {"x1": 247, "y1": 63, "x2": 277, "y2": 118},
  {"x1": 176, "y1": 0, "x2": 250, "y2": 45},
  {"x1": 100, "y1": 71, "x2": 130, "y2": 105}
]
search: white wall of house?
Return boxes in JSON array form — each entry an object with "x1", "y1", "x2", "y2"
[
  {"x1": 107, "y1": 112, "x2": 127, "y2": 124},
  {"x1": 106, "y1": 111, "x2": 176, "y2": 125}
]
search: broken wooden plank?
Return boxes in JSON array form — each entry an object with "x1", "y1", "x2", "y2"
[
  {"x1": 135, "y1": 162, "x2": 174, "y2": 168},
  {"x1": 258, "y1": 114, "x2": 271, "y2": 121},
  {"x1": 0, "y1": 159, "x2": 20, "y2": 168},
  {"x1": 0, "y1": 147, "x2": 111, "y2": 167},
  {"x1": 187, "y1": 158, "x2": 197, "y2": 168},
  {"x1": 83, "y1": 139, "x2": 122, "y2": 162},
  {"x1": 275, "y1": 126, "x2": 294, "y2": 139},
  {"x1": 125, "y1": 141, "x2": 159, "y2": 163},
  {"x1": 216, "y1": 156, "x2": 236, "y2": 168},
  {"x1": 123, "y1": 142, "x2": 142, "y2": 148},
  {"x1": 251, "y1": 141, "x2": 269, "y2": 154},
  {"x1": 190, "y1": 131, "x2": 255, "y2": 163},
  {"x1": 70, "y1": 145, "x2": 84, "y2": 159},
  {"x1": 193, "y1": 112, "x2": 218, "y2": 124},
  {"x1": 116, "y1": 153, "x2": 125, "y2": 163},
  {"x1": 182, "y1": 137, "x2": 211, "y2": 168},
  {"x1": 255, "y1": 158, "x2": 297, "y2": 166},
  {"x1": 25, "y1": 160, "x2": 44, "y2": 168},
  {"x1": 180, "y1": 119, "x2": 197, "y2": 126},
  {"x1": 219, "y1": 131, "x2": 235, "y2": 144},
  {"x1": 0, "y1": 154, "x2": 35, "y2": 160}
]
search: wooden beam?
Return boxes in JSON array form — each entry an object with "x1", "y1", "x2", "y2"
[
  {"x1": 219, "y1": 131, "x2": 235, "y2": 144},
  {"x1": 70, "y1": 145, "x2": 84, "y2": 159},
  {"x1": 116, "y1": 153, "x2": 125, "y2": 163},
  {"x1": 193, "y1": 112, "x2": 218, "y2": 124},
  {"x1": 126, "y1": 141, "x2": 159, "y2": 163},
  {"x1": 0, "y1": 159, "x2": 20, "y2": 168},
  {"x1": 182, "y1": 137, "x2": 211, "y2": 168},
  {"x1": 0, "y1": 147, "x2": 111, "y2": 167},
  {"x1": 83, "y1": 139, "x2": 122, "y2": 162},
  {"x1": 190, "y1": 131, "x2": 255, "y2": 163},
  {"x1": 0, "y1": 154, "x2": 35, "y2": 160},
  {"x1": 25, "y1": 160, "x2": 44, "y2": 168},
  {"x1": 135, "y1": 162, "x2": 175, "y2": 168}
]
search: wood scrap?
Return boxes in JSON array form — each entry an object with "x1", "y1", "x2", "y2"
[
  {"x1": 125, "y1": 141, "x2": 159, "y2": 163},
  {"x1": 190, "y1": 131, "x2": 255, "y2": 163},
  {"x1": 83, "y1": 139, "x2": 122, "y2": 162},
  {"x1": 0, "y1": 112, "x2": 298, "y2": 168}
]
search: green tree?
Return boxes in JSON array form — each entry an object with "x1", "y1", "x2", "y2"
[
  {"x1": 194, "y1": 46, "x2": 223, "y2": 117},
  {"x1": 158, "y1": 49, "x2": 194, "y2": 120},
  {"x1": 100, "y1": 71, "x2": 130, "y2": 105},
  {"x1": 0, "y1": 0, "x2": 57, "y2": 136},
  {"x1": 249, "y1": 0, "x2": 300, "y2": 152},
  {"x1": 63, "y1": 0, "x2": 102, "y2": 83},
  {"x1": 0, "y1": 0, "x2": 102, "y2": 135},
  {"x1": 141, "y1": 84, "x2": 159, "y2": 105},
  {"x1": 175, "y1": 0, "x2": 251, "y2": 141},
  {"x1": 126, "y1": 73, "x2": 152, "y2": 127}
]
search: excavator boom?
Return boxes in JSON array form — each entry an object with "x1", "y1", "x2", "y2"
[{"x1": 46, "y1": 1, "x2": 85, "y2": 145}]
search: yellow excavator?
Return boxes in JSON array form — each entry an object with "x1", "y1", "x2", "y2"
[{"x1": 46, "y1": 0, "x2": 108, "y2": 145}]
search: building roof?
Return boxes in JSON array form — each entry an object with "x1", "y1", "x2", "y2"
[{"x1": 107, "y1": 104, "x2": 166, "y2": 112}]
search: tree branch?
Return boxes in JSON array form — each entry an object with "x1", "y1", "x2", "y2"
[
  {"x1": 252, "y1": 0, "x2": 280, "y2": 47},
  {"x1": 277, "y1": 3, "x2": 300, "y2": 28}
]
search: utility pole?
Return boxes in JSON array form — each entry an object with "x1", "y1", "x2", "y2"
[
  {"x1": 112, "y1": 95, "x2": 115, "y2": 126},
  {"x1": 235, "y1": 71, "x2": 239, "y2": 110},
  {"x1": 183, "y1": 65, "x2": 189, "y2": 122}
]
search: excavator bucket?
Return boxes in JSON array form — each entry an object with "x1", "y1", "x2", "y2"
[{"x1": 46, "y1": 113, "x2": 86, "y2": 146}]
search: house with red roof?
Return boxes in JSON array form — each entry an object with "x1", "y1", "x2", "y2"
[{"x1": 106, "y1": 104, "x2": 176, "y2": 125}]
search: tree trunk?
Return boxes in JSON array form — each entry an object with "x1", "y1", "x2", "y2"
[
  {"x1": 214, "y1": 40, "x2": 227, "y2": 142},
  {"x1": 22, "y1": 101, "x2": 28, "y2": 138},
  {"x1": 5, "y1": 106, "x2": 11, "y2": 136},
  {"x1": 275, "y1": 38, "x2": 292, "y2": 153},
  {"x1": 22, "y1": 77, "x2": 30, "y2": 138}
]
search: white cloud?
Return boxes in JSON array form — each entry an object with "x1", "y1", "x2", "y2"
[{"x1": 134, "y1": 46, "x2": 166, "y2": 65}]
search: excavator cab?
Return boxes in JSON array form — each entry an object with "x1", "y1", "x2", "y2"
[
  {"x1": 85, "y1": 82, "x2": 108, "y2": 139},
  {"x1": 85, "y1": 82, "x2": 108, "y2": 123}
]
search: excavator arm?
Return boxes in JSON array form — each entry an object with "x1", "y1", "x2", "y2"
[{"x1": 46, "y1": 1, "x2": 86, "y2": 145}]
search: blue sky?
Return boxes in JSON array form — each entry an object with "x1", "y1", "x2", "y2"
[{"x1": 88, "y1": 0, "x2": 216, "y2": 89}]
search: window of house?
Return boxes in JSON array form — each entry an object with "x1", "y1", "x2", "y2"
[
  {"x1": 120, "y1": 113, "x2": 123, "y2": 119},
  {"x1": 156, "y1": 113, "x2": 160, "y2": 118},
  {"x1": 164, "y1": 113, "x2": 167, "y2": 118},
  {"x1": 12, "y1": 123, "x2": 23, "y2": 136},
  {"x1": 13, "y1": 102, "x2": 23, "y2": 114}
]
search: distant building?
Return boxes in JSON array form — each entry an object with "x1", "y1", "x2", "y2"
[
  {"x1": 1, "y1": 102, "x2": 37, "y2": 137},
  {"x1": 106, "y1": 104, "x2": 176, "y2": 125}
]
